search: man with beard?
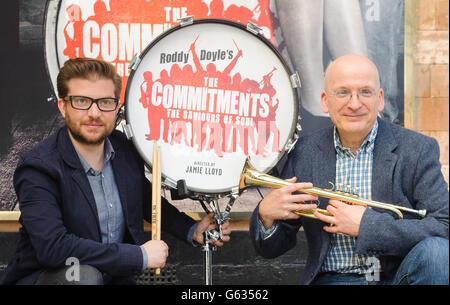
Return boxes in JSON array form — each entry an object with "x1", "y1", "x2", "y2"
[{"x1": 1, "y1": 58, "x2": 230, "y2": 285}]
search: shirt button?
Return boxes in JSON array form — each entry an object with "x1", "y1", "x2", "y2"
[{"x1": 109, "y1": 203, "x2": 113, "y2": 208}]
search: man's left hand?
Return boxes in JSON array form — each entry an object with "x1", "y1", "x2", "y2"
[
  {"x1": 193, "y1": 212, "x2": 231, "y2": 246},
  {"x1": 313, "y1": 200, "x2": 366, "y2": 236}
]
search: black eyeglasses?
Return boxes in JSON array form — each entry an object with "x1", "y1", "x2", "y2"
[{"x1": 64, "y1": 95, "x2": 119, "y2": 112}]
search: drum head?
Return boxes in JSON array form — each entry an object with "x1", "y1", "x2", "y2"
[{"x1": 125, "y1": 19, "x2": 298, "y2": 195}]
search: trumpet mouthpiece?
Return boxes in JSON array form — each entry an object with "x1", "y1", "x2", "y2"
[{"x1": 418, "y1": 210, "x2": 427, "y2": 217}]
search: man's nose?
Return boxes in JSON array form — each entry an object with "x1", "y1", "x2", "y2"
[
  {"x1": 87, "y1": 102, "x2": 102, "y2": 118},
  {"x1": 347, "y1": 92, "x2": 362, "y2": 110}
]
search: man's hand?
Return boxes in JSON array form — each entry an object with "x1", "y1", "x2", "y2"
[
  {"x1": 258, "y1": 177, "x2": 319, "y2": 230},
  {"x1": 193, "y1": 212, "x2": 231, "y2": 246},
  {"x1": 313, "y1": 199, "x2": 366, "y2": 236},
  {"x1": 141, "y1": 240, "x2": 169, "y2": 269}
]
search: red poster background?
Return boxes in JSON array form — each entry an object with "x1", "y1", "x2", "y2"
[{"x1": 60, "y1": 0, "x2": 280, "y2": 101}]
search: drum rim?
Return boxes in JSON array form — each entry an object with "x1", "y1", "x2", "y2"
[
  {"x1": 44, "y1": 0, "x2": 63, "y2": 101},
  {"x1": 124, "y1": 18, "x2": 299, "y2": 195}
]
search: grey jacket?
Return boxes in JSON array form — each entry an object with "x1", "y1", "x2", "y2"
[{"x1": 249, "y1": 118, "x2": 449, "y2": 284}]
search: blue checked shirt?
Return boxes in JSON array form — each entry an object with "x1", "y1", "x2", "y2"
[{"x1": 320, "y1": 120, "x2": 379, "y2": 274}]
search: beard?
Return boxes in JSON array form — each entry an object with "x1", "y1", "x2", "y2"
[{"x1": 65, "y1": 113, "x2": 114, "y2": 146}]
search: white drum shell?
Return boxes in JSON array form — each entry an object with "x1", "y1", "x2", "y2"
[{"x1": 125, "y1": 20, "x2": 298, "y2": 195}]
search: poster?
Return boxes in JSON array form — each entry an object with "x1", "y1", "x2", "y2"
[{"x1": 0, "y1": 0, "x2": 404, "y2": 211}]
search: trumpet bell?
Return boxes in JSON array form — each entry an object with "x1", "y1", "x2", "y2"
[
  {"x1": 239, "y1": 157, "x2": 321, "y2": 218},
  {"x1": 239, "y1": 157, "x2": 291, "y2": 192}
]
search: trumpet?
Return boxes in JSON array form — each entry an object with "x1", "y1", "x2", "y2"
[{"x1": 239, "y1": 158, "x2": 426, "y2": 220}]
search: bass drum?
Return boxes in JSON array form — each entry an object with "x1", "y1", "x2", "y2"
[{"x1": 125, "y1": 18, "x2": 299, "y2": 196}]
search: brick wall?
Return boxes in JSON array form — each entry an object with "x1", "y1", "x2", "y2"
[{"x1": 409, "y1": 0, "x2": 449, "y2": 186}]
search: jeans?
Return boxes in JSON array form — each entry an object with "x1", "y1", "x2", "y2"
[{"x1": 312, "y1": 237, "x2": 449, "y2": 285}]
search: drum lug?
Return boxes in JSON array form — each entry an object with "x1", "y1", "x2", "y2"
[
  {"x1": 164, "y1": 178, "x2": 177, "y2": 190},
  {"x1": 128, "y1": 54, "x2": 141, "y2": 71},
  {"x1": 123, "y1": 124, "x2": 134, "y2": 139},
  {"x1": 178, "y1": 15, "x2": 194, "y2": 27},
  {"x1": 230, "y1": 187, "x2": 239, "y2": 198},
  {"x1": 290, "y1": 71, "x2": 301, "y2": 88},
  {"x1": 47, "y1": 95, "x2": 57, "y2": 103},
  {"x1": 246, "y1": 21, "x2": 263, "y2": 36},
  {"x1": 285, "y1": 134, "x2": 299, "y2": 153}
]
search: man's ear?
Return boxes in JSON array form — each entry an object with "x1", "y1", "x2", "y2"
[
  {"x1": 320, "y1": 91, "x2": 329, "y2": 114},
  {"x1": 377, "y1": 88, "x2": 385, "y2": 113},
  {"x1": 57, "y1": 98, "x2": 66, "y2": 119}
]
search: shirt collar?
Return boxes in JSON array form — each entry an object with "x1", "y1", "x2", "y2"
[
  {"x1": 75, "y1": 137, "x2": 116, "y2": 174},
  {"x1": 104, "y1": 137, "x2": 116, "y2": 162},
  {"x1": 334, "y1": 120, "x2": 379, "y2": 155}
]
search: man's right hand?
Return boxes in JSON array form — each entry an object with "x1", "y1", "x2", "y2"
[
  {"x1": 141, "y1": 240, "x2": 169, "y2": 269},
  {"x1": 258, "y1": 177, "x2": 318, "y2": 230}
]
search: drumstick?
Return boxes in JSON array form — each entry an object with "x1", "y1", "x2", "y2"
[
  {"x1": 151, "y1": 142, "x2": 161, "y2": 275},
  {"x1": 156, "y1": 146, "x2": 162, "y2": 275},
  {"x1": 152, "y1": 142, "x2": 157, "y2": 239}
]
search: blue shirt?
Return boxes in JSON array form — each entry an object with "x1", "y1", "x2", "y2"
[
  {"x1": 76, "y1": 139, "x2": 149, "y2": 270},
  {"x1": 76, "y1": 138, "x2": 199, "y2": 272},
  {"x1": 320, "y1": 120, "x2": 379, "y2": 274},
  {"x1": 76, "y1": 139, "x2": 124, "y2": 244}
]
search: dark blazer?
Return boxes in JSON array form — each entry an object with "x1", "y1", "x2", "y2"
[
  {"x1": 250, "y1": 118, "x2": 449, "y2": 284},
  {"x1": 1, "y1": 127, "x2": 197, "y2": 285}
]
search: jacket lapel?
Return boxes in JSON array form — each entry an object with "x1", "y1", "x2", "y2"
[
  {"x1": 313, "y1": 127, "x2": 336, "y2": 255},
  {"x1": 371, "y1": 118, "x2": 398, "y2": 204},
  {"x1": 110, "y1": 147, "x2": 129, "y2": 227},
  {"x1": 314, "y1": 127, "x2": 337, "y2": 208},
  {"x1": 58, "y1": 128, "x2": 101, "y2": 239},
  {"x1": 71, "y1": 169, "x2": 101, "y2": 233}
]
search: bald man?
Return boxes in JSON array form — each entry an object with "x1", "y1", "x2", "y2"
[{"x1": 249, "y1": 54, "x2": 448, "y2": 285}]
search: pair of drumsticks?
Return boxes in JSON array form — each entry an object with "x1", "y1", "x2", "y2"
[{"x1": 151, "y1": 142, "x2": 161, "y2": 275}]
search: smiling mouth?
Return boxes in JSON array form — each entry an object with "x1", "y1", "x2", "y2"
[
  {"x1": 345, "y1": 114, "x2": 365, "y2": 119},
  {"x1": 84, "y1": 122, "x2": 104, "y2": 129}
]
